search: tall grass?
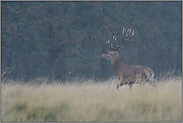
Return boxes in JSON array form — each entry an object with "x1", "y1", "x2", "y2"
[{"x1": 1, "y1": 77, "x2": 182, "y2": 122}]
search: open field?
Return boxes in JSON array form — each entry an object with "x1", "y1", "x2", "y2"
[{"x1": 1, "y1": 77, "x2": 182, "y2": 122}]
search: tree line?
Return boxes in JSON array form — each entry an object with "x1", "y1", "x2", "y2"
[{"x1": 1, "y1": 1, "x2": 182, "y2": 83}]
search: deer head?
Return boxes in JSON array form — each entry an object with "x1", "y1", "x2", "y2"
[
  {"x1": 101, "y1": 28, "x2": 156, "y2": 89},
  {"x1": 101, "y1": 28, "x2": 135, "y2": 62}
]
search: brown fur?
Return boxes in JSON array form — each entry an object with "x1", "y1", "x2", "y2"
[{"x1": 101, "y1": 51, "x2": 156, "y2": 89}]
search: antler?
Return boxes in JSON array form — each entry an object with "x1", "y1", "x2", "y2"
[{"x1": 106, "y1": 28, "x2": 135, "y2": 51}]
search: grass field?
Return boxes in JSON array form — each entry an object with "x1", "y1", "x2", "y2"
[{"x1": 1, "y1": 77, "x2": 182, "y2": 122}]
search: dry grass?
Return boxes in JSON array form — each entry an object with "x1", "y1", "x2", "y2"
[{"x1": 1, "y1": 77, "x2": 182, "y2": 122}]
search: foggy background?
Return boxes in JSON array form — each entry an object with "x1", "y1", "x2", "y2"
[{"x1": 1, "y1": 1, "x2": 182, "y2": 83}]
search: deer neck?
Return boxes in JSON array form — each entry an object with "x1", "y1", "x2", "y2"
[{"x1": 111, "y1": 55, "x2": 125, "y2": 73}]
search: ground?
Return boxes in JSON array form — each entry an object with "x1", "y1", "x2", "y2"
[{"x1": 1, "y1": 77, "x2": 182, "y2": 122}]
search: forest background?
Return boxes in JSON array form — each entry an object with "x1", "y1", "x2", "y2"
[{"x1": 1, "y1": 1, "x2": 182, "y2": 83}]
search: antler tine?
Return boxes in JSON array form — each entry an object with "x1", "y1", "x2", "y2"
[
  {"x1": 106, "y1": 40, "x2": 111, "y2": 49},
  {"x1": 106, "y1": 28, "x2": 135, "y2": 51},
  {"x1": 106, "y1": 40, "x2": 116, "y2": 51},
  {"x1": 125, "y1": 29, "x2": 134, "y2": 40},
  {"x1": 116, "y1": 28, "x2": 135, "y2": 50},
  {"x1": 113, "y1": 35, "x2": 118, "y2": 48},
  {"x1": 105, "y1": 35, "x2": 119, "y2": 51},
  {"x1": 122, "y1": 28, "x2": 127, "y2": 35}
]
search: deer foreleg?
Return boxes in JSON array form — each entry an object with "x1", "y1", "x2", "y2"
[
  {"x1": 116, "y1": 73, "x2": 125, "y2": 89},
  {"x1": 129, "y1": 82, "x2": 133, "y2": 89},
  {"x1": 116, "y1": 83, "x2": 124, "y2": 89}
]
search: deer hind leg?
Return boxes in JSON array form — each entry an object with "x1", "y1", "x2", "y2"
[
  {"x1": 148, "y1": 73, "x2": 154, "y2": 81},
  {"x1": 147, "y1": 73, "x2": 157, "y2": 88},
  {"x1": 134, "y1": 74, "x2": 145, "y2": 87}
]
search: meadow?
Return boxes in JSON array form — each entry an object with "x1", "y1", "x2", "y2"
[{"x1": 1, "y1": 77, "x2": 182, "y2": 122}]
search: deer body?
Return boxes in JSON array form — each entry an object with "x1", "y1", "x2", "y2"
[{"x1": 101, "y1": 28, "x2": 156, "y2": 89}]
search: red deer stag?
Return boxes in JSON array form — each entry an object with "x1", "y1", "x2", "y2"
[{"x1": 101, "y1": 28, "x2": 156, "y2": 89}]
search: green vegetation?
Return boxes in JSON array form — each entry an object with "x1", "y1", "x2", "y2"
[
  {"x1": 2, "y1": 77, "x2": 181, "y2": 122},
  {"x1": 1, "y1": 2, "x2": 182, "y2": 82},
  {"x1": 1, "y1": 2, "x2": 182, "y2": 122}
]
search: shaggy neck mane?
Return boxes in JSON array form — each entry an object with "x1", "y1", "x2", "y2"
[{"x1": 111, "y1": 54, "x2": 125, "y2": 73}]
